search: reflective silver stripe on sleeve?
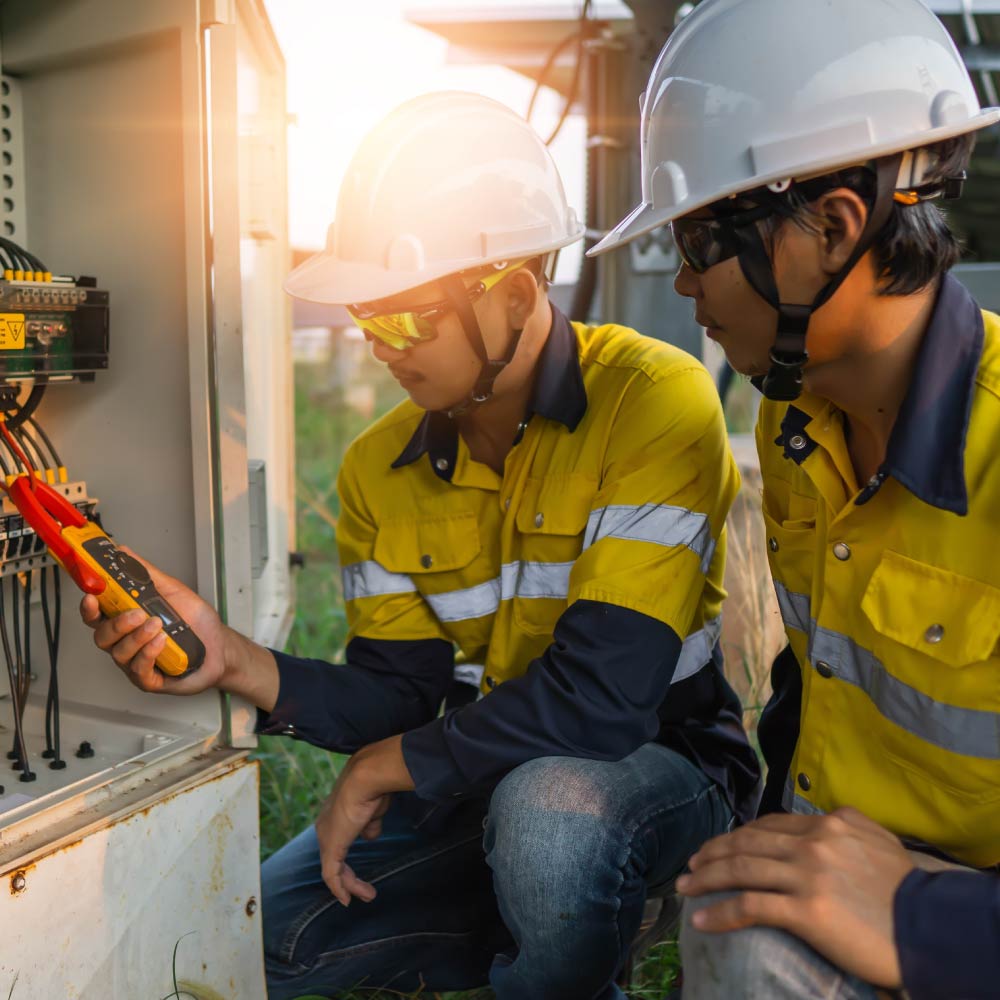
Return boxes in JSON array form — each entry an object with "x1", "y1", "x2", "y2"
[
  {"x1": 507, "y1": 560, "x2": 574, "y2": 600},
  {"x1": 425, "y1": 560, "x2": 574, "y2": 624},
  {"x1": 426, "y1": 575, "x2": 501, "y2": 623},
  {"x1": 672, "y1": 616, "x2": 723, "y2": 684},
  {"x1": 773, "y1": 580, "x2": 811, "y2": 633},
  {"x1": 771, "y1": 585, "x2": 1000, "y2": 761},
  {"x1": 341, "y1": 561, "x2": 416, "y2": 602},
  {"x1": 584, "y1": 503, "x2": 717, "y2": 574}
]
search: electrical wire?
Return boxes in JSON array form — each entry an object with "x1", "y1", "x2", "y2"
[
  {"x1": 14, "y1": 425, "x2": 48, "y2": 479},
  {"x1": 41, "y1": 567, "x2": 63, "y2": 768},
  {"x1": 26, "y1": 417, "x2": 63, "y2": 468},
  {"x1": 0, "y1": 572, "x2": 33, "y2": 781},
  {"x1": 0, "y1": 416, "x2": 37, "y2": 480},
  {"x1": 525, "y1": 0, "x2": 592, "y2": 147},
  {"x1": 0, "y1": 238, "x2": 46, "y2": 273},
  {"x1": 0, "y1": 381, "x2": 47, "y2": 434}
]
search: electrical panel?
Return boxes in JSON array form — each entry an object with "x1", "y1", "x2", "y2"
[
  {"x1": 0, "y1": 1, "x2": 292, "y2": 996},
  {"x1": 0, "y1": 274, "x2": 109, "y2": 381}
]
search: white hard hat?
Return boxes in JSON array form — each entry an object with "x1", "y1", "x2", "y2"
[
  {"x1": 285, "y1": 92, "x2": 584, "y2": 305},
  {"x1": 590, "y1": 0, "x2": 1000, "y2": 256}
]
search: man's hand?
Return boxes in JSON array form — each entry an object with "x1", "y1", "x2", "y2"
[
  {"x1": 80, "y1": 547, "x2": 228, "y2": 694},
  {"x1": 676, "y1": 808, "x2": 915, "y2": 989},
  {"x1": 79, "y1": 547, "x2": 280, "y2": 710},
  {"x1": 315, "y1": 734, "x2": 415, "y2": 907}
]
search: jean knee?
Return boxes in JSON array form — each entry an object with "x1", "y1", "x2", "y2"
[
  {"x1": 485, "y1": 758, "x2": 622, "y2": 895},
  {"x1": 680, "y1": 893, "x2": 812, "y2": 998}
]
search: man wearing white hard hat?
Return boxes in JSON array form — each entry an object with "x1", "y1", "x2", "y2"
[
  {"x1": 81, "y1": 92, "x2": 760, "y2": 998},
  {"x1": 590, "y1": 1, "x2": 1000, "y2": 997}
]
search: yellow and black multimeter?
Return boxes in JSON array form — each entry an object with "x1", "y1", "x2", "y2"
[{"x1": 6, "y1": 473, "x2": 204, "y2": 677}]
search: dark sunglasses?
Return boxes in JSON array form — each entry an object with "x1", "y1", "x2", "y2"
[{"x1": 670, "y1": 203, "x2": 774, "y2": 274}]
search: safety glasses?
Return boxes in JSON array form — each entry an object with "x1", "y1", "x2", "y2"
[
  {"x1": 670, "y1": 204, "x2": 774, "y2": 274},
  {"x1": 348, "y1": 260, "x2": 528, "y2": 350}
]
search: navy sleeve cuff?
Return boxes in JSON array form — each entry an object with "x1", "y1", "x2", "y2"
[
  {"x1": 254, "y1": 639, "x2": 454, "y2": 753},
  {"x1": 401, "y1": 714, "x2": 470, "y2": 802},
  {"x1": 895, "y1": 867, "x2": 1000, "y2": 1000}
]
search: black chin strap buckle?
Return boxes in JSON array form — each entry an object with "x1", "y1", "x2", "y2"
[
  {"x1": 943, "y1": 171, "x2": 967, "y2": 200},
  {"x1": 762, "y1": 304, "x2": 811, "y2": 401},
  {"x1": 762, "y1": 348, "x2": 808, "y2": 401}
]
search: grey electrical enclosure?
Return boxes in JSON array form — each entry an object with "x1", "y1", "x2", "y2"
[{"x1": 0, "y1": 1, "x2": 293, "y2": 995}]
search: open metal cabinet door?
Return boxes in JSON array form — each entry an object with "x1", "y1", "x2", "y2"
[
  {"x1": 0, "y1": 0, "x2": 291, "y2": 994},
  {"x1": 206, "y1": 3, "x2": 295, "y2": 748}
]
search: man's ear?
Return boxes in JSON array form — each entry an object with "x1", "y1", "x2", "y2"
[
  {"x1": 815, "y1": 187, "x2": 869, "y2": 275},
  {"x1": 504, "y1": 268, "x2": 541, "y2": 329}
]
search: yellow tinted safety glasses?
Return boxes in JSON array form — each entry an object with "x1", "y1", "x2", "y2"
[{"x1": 347, "y1": 260, "x2": 529, "y2": 350}]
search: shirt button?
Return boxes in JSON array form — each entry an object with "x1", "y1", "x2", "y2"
[
  {"x1": 797, "y1": 772, "x2": 812, "y2": 792},
  {"x1": 924, "y1": 624, "x2": 945, "y2": 644},
  {"x1": 816, "y1": 660, "x2": 834, "y2": 678},
  {"x1": 281, "y1": 726, "x2": 296, "y2": 736},
  {"x1": 504, "y1": 497, "x2": 511, "y2": 510},
  {"x1": 534, "y1": 512, "x2": 545, "y2": 528},
  {"x1": 434, "y1": 457, "x2": 450, "y2": 472},
  {"x1": 768, "y1": 537, "x2": 779, "y2": 553},
  {"x1": 833, "y1": 542, "x2": 851, "y2": 561},
  {"x1": 420, "y1": 554, "x2": 433, "y2": 569},
  {"x1": 485, "y1": 675, "x2": 497, "y2": 689},
  {"x1": 788, "y1": 434, "x2": 808, "y2": 451}
]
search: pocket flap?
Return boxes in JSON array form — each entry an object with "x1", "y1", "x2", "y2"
[
  {"x1": 516, "y1": 475, "x2": 595, "y2": 536},
  {"x1": 374, "y1": 511, "x2": 481, "y2": 574},
  {"x1": 861, "y1": 550, "x2": 1000, "y2": 667}
]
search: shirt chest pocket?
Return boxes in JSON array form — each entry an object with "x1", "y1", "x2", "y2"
[
  {"x1": 860, "y1": 549, "x2": 1000, "y2": 803},
  {"x1": 374, "y1": 510, "x2": 482, "y2": 577},
  {"x1": 861, "y1": 550, "x2": 1000, "y2": 670},
  {"x1": 512, "y1": 474, "x2": 596, "y2": 636}
]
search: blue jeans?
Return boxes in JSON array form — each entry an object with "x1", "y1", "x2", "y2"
[
  {"x1": 680, "y1": 893, "x2": 880, "y2": 999},
  {"x1": 262, "y1": 743, "x2": 733, "y2": 1000}
]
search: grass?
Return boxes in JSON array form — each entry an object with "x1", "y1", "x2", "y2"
[{"x1": 255, "y1": 328, "x2": 771, "y2": 999}]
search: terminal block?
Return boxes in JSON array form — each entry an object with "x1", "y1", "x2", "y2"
[
  {"x1": 0, "y1": 480, "x2": 97, "y2": 577},
  {"x1": 0, "y1": 274, "x2": 109, "y2": 382}
]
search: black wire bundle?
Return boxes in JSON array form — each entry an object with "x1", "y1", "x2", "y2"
[
  {"x1": 525, "y1": 0, "x2": 593, "y2": 147},
  {"x1": 40, "y1": 567, "x2": 63, "y2": 768},
  {"x1": 1, "y1": 575, "x2": 34, "y2": 781},
  {"x1": 0, "y1": 237, "x2": 47, "y2": 274},
  {"x1": 0, "y1": 411, "x2": 67, "y2": 777}
]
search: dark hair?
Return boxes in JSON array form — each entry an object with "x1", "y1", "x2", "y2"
[{"x1": 758, "y1": 133, "x2": 977, "y2": 295}]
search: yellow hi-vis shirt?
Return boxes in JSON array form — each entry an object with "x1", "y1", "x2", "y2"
[
  {"x1": 757, "y1": 274, "x2": 1000, "y2": 868},
  {"x1": 336, "y1": 315, "x2": 739, "y2": 700}
]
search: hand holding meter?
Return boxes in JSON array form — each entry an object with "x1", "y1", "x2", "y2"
[{"x1": 4, "y1": 473, "x2": 205, "y2": 677}]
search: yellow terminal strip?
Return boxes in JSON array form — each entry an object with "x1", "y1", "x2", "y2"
[
  {"x1": 13, "y1": 270, "x2": 23, "y2": 281},
  {"x1": 3, "y1": 269, "x2": 11, "y2": 281},
  {"x1": 58, "y1": 466, "x2": 68, "y2": 484},
  {"x1": 45, "y1": 468, "x2": 55, "y2": 485},
  {"x1": 44, "y1": 272, "x2": 52, "y2": 282}
]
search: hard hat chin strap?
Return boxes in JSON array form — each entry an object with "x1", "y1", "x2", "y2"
[
  {"x1": 440, "y1": 273, "x2": 523, "y2": 419},
  {"x1": 737, "y1": 154, "x2": 904, "y2": 402}
]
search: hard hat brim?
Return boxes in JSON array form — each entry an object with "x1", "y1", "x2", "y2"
[
  {"x1": 587, "y1": 108, "x2": 1000, "y2": 258},
  {"x1": 285, "y1": 224, "x2": 585, "y2": 306}
]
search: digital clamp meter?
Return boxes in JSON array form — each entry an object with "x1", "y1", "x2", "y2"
[{"x1": 5, "y1": 473, "x2": 204, "y2": 677}]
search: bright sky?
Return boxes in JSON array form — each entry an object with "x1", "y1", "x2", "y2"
[{"x1": 262, "y1": 0, "x2": 591, "y2": 283}]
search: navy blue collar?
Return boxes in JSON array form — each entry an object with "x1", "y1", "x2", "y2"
[
  {"x1": 392, "y1": 304, "x2": 587, "y2": 481},
  {"x1": 774, "y1": 273, "x2": 983, "y2": 514}
]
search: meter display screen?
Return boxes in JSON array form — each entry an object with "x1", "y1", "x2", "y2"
[{"x1": 145, "y1": 597, "x2": 176, "y2": 628}]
